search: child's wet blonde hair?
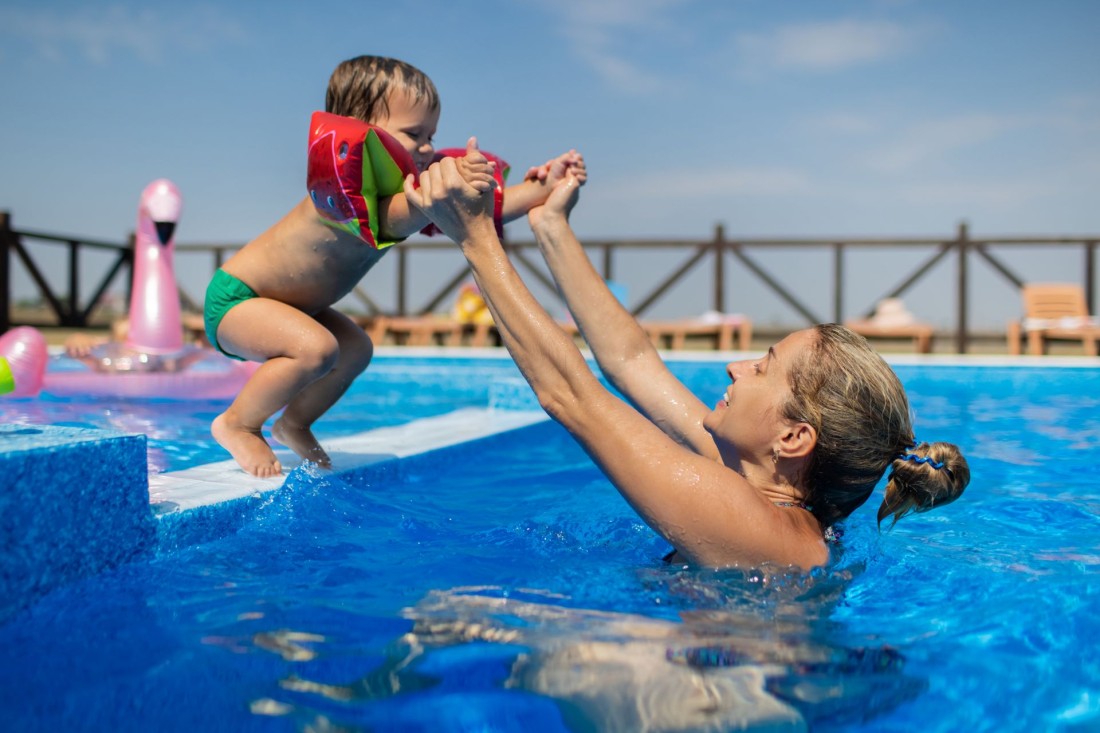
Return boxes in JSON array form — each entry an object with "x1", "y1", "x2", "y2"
[{"x1": 325, "y1": 55, "x2": 440, "y2": 124}]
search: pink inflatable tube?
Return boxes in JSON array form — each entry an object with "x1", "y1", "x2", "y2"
[
  {"x1": 44, "y1": 354, "x2": 256, "y2": 400},
  {"x1": 38, "y1": 178, "x2": 258, "y2": 400}
]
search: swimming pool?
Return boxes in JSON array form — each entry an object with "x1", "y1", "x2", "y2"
[{"x1": 1, "y1": 351, "x2": 1098, "y2": 731}]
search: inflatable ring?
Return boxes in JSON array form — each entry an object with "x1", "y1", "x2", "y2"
[{"x1": 45, "y1": 352, "x2": 257, "y2": 400}]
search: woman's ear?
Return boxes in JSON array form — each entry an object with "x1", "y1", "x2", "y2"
[{"x1": 779, "y1": 421, "x2": 816, "y2": 459}]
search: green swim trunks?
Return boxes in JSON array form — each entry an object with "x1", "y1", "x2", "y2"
[{"x1": 204, "y1": 269, "x2": 258, "y2": 361}]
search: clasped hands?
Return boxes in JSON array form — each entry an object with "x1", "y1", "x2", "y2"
[
  {"x1": 404, "y1": 138, "x2": 584, "y2": 245},
  {"x1": 404, "y1": 137, "x2": 499, "y2": 245}
]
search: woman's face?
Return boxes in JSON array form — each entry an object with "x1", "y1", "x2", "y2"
[{"x1": 703, "y1": 329, "x2": 815, "y2": 465}]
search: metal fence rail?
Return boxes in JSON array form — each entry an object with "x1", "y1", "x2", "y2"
[{"x1": 3, "y1": 210, "x2": 1097, "y2": 353}]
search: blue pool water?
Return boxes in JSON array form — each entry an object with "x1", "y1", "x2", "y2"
[{"x1": 1, "y1": 353, "x2": 1098, "y2": 732}]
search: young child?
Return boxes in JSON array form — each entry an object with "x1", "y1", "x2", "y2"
[{"x1": 205, "y1": 55, "x2": 585, "y2": 477}]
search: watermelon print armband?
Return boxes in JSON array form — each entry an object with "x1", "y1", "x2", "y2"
[
  {"x1": 420, "y1": 147, "x2": 510, "y2": 239},
  {"x1": 306, "y1": 111, "x2": 418, "y2": 249}
]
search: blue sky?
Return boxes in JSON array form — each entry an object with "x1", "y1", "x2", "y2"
[{"x1": 1, "y1": 0, "x2": 1098, "y2": 329}]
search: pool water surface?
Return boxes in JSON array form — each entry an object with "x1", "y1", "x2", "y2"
[{"x1": 0, "y1": 353, "x2": 1097, "y2": 732}]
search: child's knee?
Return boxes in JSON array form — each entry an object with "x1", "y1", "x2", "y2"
[
  {"x1": 295, "y1": 333, "x2": 340, "y2": 375},
  {"x1": 349, "y1": 332, "x2": 375, "y2": 371}
]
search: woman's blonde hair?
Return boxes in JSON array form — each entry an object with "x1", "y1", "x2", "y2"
[
  {"x1": 325, "y1": 55, "x2": 439, "y2": 124},
  {"x1": 781, "y1": 324, "x2": 969, "y2": 527}
]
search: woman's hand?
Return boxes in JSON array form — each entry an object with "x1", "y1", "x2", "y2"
[
  {"x1": 404, "y1": 137, "x2": 498, "y2": 245},
  {"x1": 528, "y1": 171, "x2": 582, "y2": 234},
  {"x1": 524, "y1": 150, "x2": 587, "y2": 187}
]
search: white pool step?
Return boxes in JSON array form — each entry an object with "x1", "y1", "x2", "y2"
[{"x1": 148, "y1": 407, "x2": 548, "y2": 512}]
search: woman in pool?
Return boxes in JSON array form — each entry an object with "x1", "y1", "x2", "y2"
[{"x1": 406, "y1": 148, "x2": 969, "y2": 570}]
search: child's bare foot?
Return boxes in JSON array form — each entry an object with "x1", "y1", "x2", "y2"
[
  {"x1": 212, "y1": 412, "x2": 282, "y2": 478},
  {"x1": 272, "y1": 417, "x2": 332, "y2": 469}
]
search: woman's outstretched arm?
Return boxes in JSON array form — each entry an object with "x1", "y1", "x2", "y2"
[
  {"x1": 529, "y1": 206, "x2": 719, "y2": 460},
  {"x1": 403, "y1": 148, "x2": 826, "y2": 569}
]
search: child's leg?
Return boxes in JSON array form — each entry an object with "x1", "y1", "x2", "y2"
[
  {"x1": 272, "y1": 308, "x2": 374, "y2": 467},
  {"x1": 212, "y1": 298, "x2": 343, "y2": 477}
]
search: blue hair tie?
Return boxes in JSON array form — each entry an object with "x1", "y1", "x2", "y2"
[{"x1": 898, "y1": 452, "x2": 954, "y2": 479}]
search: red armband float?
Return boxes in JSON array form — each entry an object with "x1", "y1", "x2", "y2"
[
  {"x1": 306, "y1": 111, "x2": 418, "y2": 249},
  {"x1": 420, "y1": 148, "x2": 510, "y2": 239}
]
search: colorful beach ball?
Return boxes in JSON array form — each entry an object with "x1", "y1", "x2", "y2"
[{"x1": 0, "y1": 326, "x2": 48, "y2": 397}]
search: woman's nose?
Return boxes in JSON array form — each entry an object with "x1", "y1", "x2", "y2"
[{"x1": 726, "y1": 360, "x2": 749, "y2": 380}]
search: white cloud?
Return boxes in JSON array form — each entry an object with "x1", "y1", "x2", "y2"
[
  {"x1": 0, "y1": 5, "x2": 246, "y2": 65},
  {"x1": 866, "y1": 114, "x2": 1018, "y2": 173},
  {"x1": 531, "y1": 0, "x2": 691, "y2": 93},
  {"x1": 735, "y1": 19, "x2": 921, "y2": 74}
]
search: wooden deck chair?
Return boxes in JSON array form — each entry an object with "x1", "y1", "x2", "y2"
[
  {"x1": 556, "y1": 317, "x2": 752, "y2": 351},
  {"x1": 357, "y1": 315, "x2": 464, "y2": 346},
  {"x1": 844, "y1": 298, "x2": 935, "y2": 354},
  {"x1": 1006, "y1": 283, "x2": 1099, "y2": 356},
  {"x1": 641, "y1": 316, "x2": 753, "y2": 351}
]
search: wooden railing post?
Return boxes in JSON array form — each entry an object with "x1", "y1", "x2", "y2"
[
  {"x1": 0, "y1": 206, "x2": 12, "y2": 330},
  {"x1": 125, "y1": 232, "x2": 135, "y2": 320},
  {"x1": 397, "y1": 245, "x2": 408, "y2": 316},
  {"x1": 1086, "y1": 241, "x2": 1096, "y2": 315},
  {"x1": 0, "y1": 211, "x2": 11, "y2": 333},
  {"x1": 956, "y1": 221, "x2": 970, "y2": 353},
  {"x1": 67, "y1": 239, "x2": 80, "y2": 326},
  {"x1": 713, "y1": 224, "x2": 725, "y2": 314}
]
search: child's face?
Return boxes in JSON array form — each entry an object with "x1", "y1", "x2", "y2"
[{"x1": 374, "y1": 89, "x2": 439, "y2": 172}]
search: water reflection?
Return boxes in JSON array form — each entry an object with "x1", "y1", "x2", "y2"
[{"x1": 257, "y1": 573, "x2": 924, "y2": 732}]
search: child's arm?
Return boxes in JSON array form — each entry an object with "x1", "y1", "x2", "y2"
[
  {"x1": 381, "y1": 146, "x2": 501, "y2": 240},
  {"x1": 500, "y1": 150, "x2": 587, "y2": 224},
  {"x1": 376, "y1": 191, "x2": 430, "y2": 241}
]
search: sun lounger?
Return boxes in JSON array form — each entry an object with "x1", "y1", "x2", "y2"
[
  {"x1": 358, "y1": 316, "x2": 464, "y2": 346},
  {"x1": 1007, "y1": 283, "x2": 1100, "y2": 356},
  {"x1": 844, "y1": 320, "x2": 935, "y2": 354},
  {"x1": 557, "y1": 315, "x2": 752, "y2": 351},
  {"x1": 844, "y1": 298, "x2": 934, "y2": 354}
]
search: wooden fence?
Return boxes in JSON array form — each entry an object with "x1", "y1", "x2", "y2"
[{"x1": 2, "y1": 210, "x2": 1097, "y2": 353}]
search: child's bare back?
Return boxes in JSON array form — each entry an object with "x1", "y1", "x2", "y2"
[{"x1": 221, "y1": 197, "x2": 388, "y2": 315}]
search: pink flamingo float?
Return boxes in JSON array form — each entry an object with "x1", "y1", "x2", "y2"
[{"x1": 2, "y1": 178, "x2": 256, "y2": 400}]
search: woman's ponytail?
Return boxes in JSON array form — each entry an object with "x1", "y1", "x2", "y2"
[{"x1": 877, "y1": 441, "x2": 970, "y2": 527}]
